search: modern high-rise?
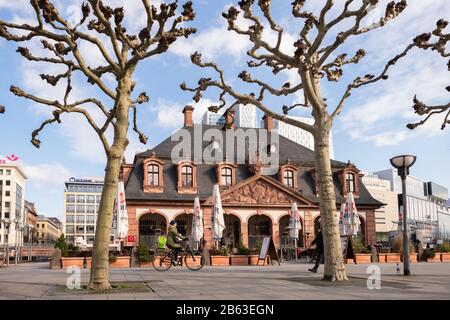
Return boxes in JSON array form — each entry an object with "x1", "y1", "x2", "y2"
[
  {"x1": 272, "y1": 116, "x2": 335, "y2": 159},
  {"x1": 201, "y1": 104, "x2": 258, "y2": 128},
  {"x1": 233, "y1": 104, "x2": 258, "y2": 128},
  {"x1": 0, "y1": 164, "x2": 27, "y2": 247},
  {"x1": 201, "y1": 110, "x2": 225, "y2": 126},
  {"x1": 362, "y1": 172, "x2": 399, "y2": 241},
  {"x1": 63, "y1": 177, "x2": 115, "y2": 248},
  {"x1": 374, "y1": 169, "x2": 449, "y2": 243}
]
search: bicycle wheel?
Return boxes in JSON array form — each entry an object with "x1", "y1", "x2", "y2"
[
  {"x1": 184, "y1": 249, "x2": 204, "y2": 271},
  {"x1": 152, "y1": 251, "x2": 173, "y2": 271}
]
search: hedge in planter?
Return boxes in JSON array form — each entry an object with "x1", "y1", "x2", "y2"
[
  {"x1": 230, "y1": 244, "x2": 250, "y2": 266},
  {"x1": 210, "y1": 247, "x2": 231, "y2": 266},
  {"x1": 352, "y1": 238, "x2": 372, "y2": 264}
]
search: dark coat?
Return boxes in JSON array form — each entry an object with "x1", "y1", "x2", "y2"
[
  {"x1": 166, "y1": 225, "x2": 182, "y2": 249},
  {"x1": 311, "y1": 230, "x2": 324, "y2": 253}
]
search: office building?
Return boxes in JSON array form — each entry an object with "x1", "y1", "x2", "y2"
[
  {"x1": 0, "y1": 164, "x2": 27, "y2": 246},
  {"x1": 35, "y1": 215, "x2": 62, "y2": 245},
  {"x1": 63, "y1": 177, "x2": 115, "y2": 248}
]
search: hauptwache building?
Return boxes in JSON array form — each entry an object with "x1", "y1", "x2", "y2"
[{"x1": 119, "y1": 106, "x2": 383, "y2": 251}]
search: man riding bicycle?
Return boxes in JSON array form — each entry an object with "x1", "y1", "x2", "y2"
[{"x1": 166, "y1": 220, "x2": 188, "y2": 263}]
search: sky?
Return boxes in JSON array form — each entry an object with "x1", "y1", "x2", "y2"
[{"x1": 0, "y1": 0, "x2": 449, "y2": 219}]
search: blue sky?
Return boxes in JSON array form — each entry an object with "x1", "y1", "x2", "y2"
[{"x1": 0, "y1": 0, "x2": 449, "y2": 219}]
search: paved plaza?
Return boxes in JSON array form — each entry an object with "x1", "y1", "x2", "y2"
[{"x1": 0, "y1": 262, "x2": 449, "y2": 300}]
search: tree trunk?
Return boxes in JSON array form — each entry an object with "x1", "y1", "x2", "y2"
[
  {"x1": 88, "y1": 74, "x2": 132, "y2": 291},
  {"x1": 314, "y1": 121, "x2": 348, "y2": 281}
]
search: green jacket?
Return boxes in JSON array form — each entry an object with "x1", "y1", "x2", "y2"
[{"x1": 166, "y1": 225, "x2": 182, "y2": 249}]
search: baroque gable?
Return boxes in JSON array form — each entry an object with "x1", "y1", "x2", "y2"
[{"x1": 221, "y1": 176, "x2": 311, "y2": 206}]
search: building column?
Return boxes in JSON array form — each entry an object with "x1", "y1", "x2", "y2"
[
  {"x1": 203, "y1": 207, "x2": 214, "y2": 250},
  {"x1": 365, "y1": 210, "x2": 376, "y2": 246},
  {"x1": 272, "y1": 222, "x2": 280, "y2": 249},
  {"x1": 303, "y1": 211, "x2": 315, "y2": 246},
  {"x1": 240, "y1": 221, "x2": 248, "y2": 248}
]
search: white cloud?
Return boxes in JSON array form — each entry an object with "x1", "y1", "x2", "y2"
[
  {"x1": 150, "y1": 98, "x2": 218, "y2": 129},
  {"x1": 22, "y1": 162, "x2": 72, "y2": 187}
]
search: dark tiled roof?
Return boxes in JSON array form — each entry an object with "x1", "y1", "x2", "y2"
[{"x1": 125, "y1": 125, "x2": 382, "y2": 207}]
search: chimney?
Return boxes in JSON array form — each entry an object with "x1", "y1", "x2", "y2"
[
  {"x1": 263, "y1": 115, "x2": 273, "y2": 132},
  {"x1": 224, "y1": 110, "x2": 235, "y2": 129},
  {"x1": 183, "y1": 105, "x2": 194, "y2": 127}
]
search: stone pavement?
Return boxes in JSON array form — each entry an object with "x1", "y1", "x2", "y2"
[{"x1": 0, "y1": 262, "x2": 449, "y2": 300}]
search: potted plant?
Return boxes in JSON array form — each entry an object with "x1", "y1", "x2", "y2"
[
  {"x1": 210, "y1": 246, "x2": 231, "y2": 266},
  {"x1": 420, "y1": 248, "x2": 436, "y2": 262},
  {"x1": 427, "y1": 248, "x2": 441, "y2": 263},
  {"x1": 137, "y1": 245, "x2": 153, "y2": 267},
  {"x1": 439, "y1": 242, "x2": 450, "y2": 262},
  {"x1": 352, "y1": 238, "x2": 371, "y2": 264},
  {"x1": 385, "y1": 236, "x2": 402, "y2": 263},
  {"x1": 230, "y1": 244, "x2": 250, "y2": 266},
  {"x1": 109, "y1": 252, "x2": 131, "y2": 268},
  {"x1": 398, "y1": 240, "x2": 418, "y2": 263},
  {"x1": 377, "y1": 247, "x2": 390, "y2": 263},
  {"x1": 249, "y1": 239, "x2": 264, "y2": 265},
  {"x1": 61, "y1": 243, "x2": 85, "y2": 268}
]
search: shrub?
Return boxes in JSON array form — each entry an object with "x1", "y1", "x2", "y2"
[
  {"x1": 55, "y1": 234, "x2": 68, "y2": 257},
  {"x1": 352, "y1": 237, "x2": 371, "y2": 254},
  {"x1": 218, "y1": 246, "x2": 231, "y2": 256},
  {"x1": 108, "y1": 255, "x2": 117, "y2": 263},
  {"x1": 137, "y1": 245, "x2": 151, "y2": 262},
  {"x1": 392, "y1": 235, "x2": 416, "y2": 254},
  {"x1": 438, "y1": 242, "x2": 450, "y2": 253},
  {"x1": 420, "y1": 249, "x2": 435, "y2": 261},
  {"x1": 236, "y1": 244, "x2": 250, "y2": 255}
]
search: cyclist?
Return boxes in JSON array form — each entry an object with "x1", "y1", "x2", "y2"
[{"x1": 166, "y1": 220, "x2": 187, "y2": 264}]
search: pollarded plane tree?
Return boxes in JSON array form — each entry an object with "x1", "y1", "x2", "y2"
[
  {"x1": 406, "y1": 19, "x2": 449, "y2": 130},
  {"x1": 0, "y1": 0, "x2": 196, "y2": 291},
  {"x1": 182, "y1": 0, "x2": 448, "y2": 281}
]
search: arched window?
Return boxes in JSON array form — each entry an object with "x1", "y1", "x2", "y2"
[
  {"x1": 346, "y1": 173, "x2": 355, "y2": 193},
  {"x1": 221, "y1": 167, "x2": 232, "y2": 186},
  {"x1": 181, "y1": 165, "x2": 193, "y2": 187},
  {"x1": 283, "y1": 170, "x2": 294, "y2": 188},
  {"x1": 147, "y1": 164, "x2": 159, "y2": 186}
]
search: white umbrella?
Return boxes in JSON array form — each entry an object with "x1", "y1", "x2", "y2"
[
  {"x1": 191, "y1": 197, "x2": 204, "y2": 246},
  {"x1": 114, "y1": 181, "x2": 129, "y2": 251},
  {"x1": 341, "y1": 192, "x2": 360, "y2": 236},
  {"x1": 289, "y1": 202, "x2": 302, "y2": 261},
  {"x1": 211, "y1": 184, "x2": 225, "y2": 248}
]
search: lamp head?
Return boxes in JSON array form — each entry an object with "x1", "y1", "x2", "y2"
[{"x1": 390, "y1": 155, "x2": 417, "y2": 178}]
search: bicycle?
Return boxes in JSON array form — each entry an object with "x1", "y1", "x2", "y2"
[{"x1": 152, "y1": 238, "x2": 205, "y2": 271}]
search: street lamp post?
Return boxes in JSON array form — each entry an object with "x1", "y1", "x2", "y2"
[
  {"x1": 13, "y1": 219, "x2": 19, "y2": 265},
  {"x1": 390, "y1": 154, "x2": 417, "y2": 276},
  {"x1": 27, "y1": 224, "x2": 34, "y2": 262},
  {"x1": 2, "y1": 218, "x2": 11, "y2": 266}
]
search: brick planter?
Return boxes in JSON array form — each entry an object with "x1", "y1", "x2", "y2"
[
  {"x1": 441, "y1": 253, "x2": 450, "y2": 262},
  {"x1": 61, "y1": 257, "x2": 85, "y2": 268},
  {"x1": 385, "y1": 253, "x2": 401, "y2": 263},
  {"x1": 410, "y1": 253, "x2": 418, "y2": 262},
  {"x1": 210, "y1": 256, "x2": 230, "y2": 266},
  {"x1": 140, "y1": 260, "x2": 154, "y2": 267},
  {"x1": 355, "y1": 254, "x2": 372, "y2": 264},
  {"x1": 378, "y1": 253, "x2": 387, "y2": 263},
  {"x1": 249, "y1": 255, "x2": 270, "y2": 265},
  {"x1": 230, "y1": 255, "x2": 249, "y2": 266},
  {"x1": 428, "y1": 253, "x2": 442, "y2": 263},
  {"x1": 86, "y1": 257, "x2": 92, "y2": 268},
  {"x1": 345, "y1": 258, "x2": 355, "y2": 264},
  {"x1": 109, "y1": 256, "x2": 131, "y2": 268}
]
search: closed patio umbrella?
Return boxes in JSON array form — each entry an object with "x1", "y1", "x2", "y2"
[
  {"x1": 339, "y1": 192, "x2": 360, "y2": 236},
  {"x1": 191, "y1": 197, "x2": 204, "y2": 249},
  {"x1": 289, "y1": 202, "x2": 302, "y2": 260},
  {"x1": 211, "y1": 184, "x2": 225, "y2": 249},
  {"x1": 114, "y1": 181, "x2": 129, "y2": 252}
]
